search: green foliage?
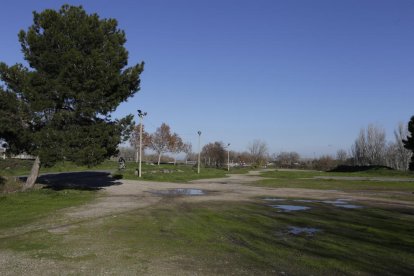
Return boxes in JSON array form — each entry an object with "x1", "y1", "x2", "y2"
[
  {"x1": 0, "y1": 5, "x2": 143, "y2": 167},
  {"x1": 403, "y1": 115, "x2": 414, "y2": 170}
]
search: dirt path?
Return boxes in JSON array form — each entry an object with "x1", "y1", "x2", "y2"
[
  {"x1": 3, "y1": 170, "x2": 413, "y2": 240},
  {"x1": 64, "y1": 170, "x2": 414, "y2": 221}
]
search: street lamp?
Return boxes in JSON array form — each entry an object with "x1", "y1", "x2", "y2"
[
  {"x1": 225, "y1": 143, "x2": 231, "y2": 171},
  {"x1": 197, "y1": 131, "x2": 201, "y2": 174},
  {"x1": 137, "y1": 109, "x2": 147, "y2": 178}
]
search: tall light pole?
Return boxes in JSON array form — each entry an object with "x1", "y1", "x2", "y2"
[
  {"x1": 226, "y1": 143, "x2": 231, "y2": 171},
  {"x1": 197, "y1": 131, "x2": 201, "y2": 174},
  {"x1": 138, "y1": 109, "x2": 147, "y2": 178}
]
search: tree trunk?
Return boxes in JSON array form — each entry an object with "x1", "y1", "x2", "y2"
[
  {"x1": 23, "y1": 156, "x2": 40, "y2": 191},
  {"x1": 157, "y1": 153, "x2": 162, "y2": 165}
]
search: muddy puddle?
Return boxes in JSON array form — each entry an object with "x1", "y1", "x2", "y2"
[{"x1": 148, "y1": 188, "x2": 206, "y2": 196}]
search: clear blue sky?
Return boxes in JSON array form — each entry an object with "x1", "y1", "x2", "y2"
[{"x1": 1, "y1": 0, "x2": 413, "y2": 157}]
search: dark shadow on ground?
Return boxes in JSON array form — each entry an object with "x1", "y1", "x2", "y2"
[{"x1": 22, "y1": 171, "x2": 122, "y2": 191}]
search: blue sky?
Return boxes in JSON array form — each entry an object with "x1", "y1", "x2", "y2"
[{"x1": 1, "y1": 0, "x2": 413, "y2": 157}]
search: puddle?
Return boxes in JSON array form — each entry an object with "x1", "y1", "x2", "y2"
[
  {"x1": 322, "y1": 199, "x2": 363, "y2": 209},
  {"x1": 149, "y1": 188, "x2": 206, "y2": 196},
  {"x1": 293, "y1": 199, "x2": 315, "y2": 203},
  {"x1": 333, "y1": 204, "x2": 362, "y2": 209},
  {"x1": 322, "y1": 199, "x2": 348, "y2": 205},
  {"x1": 270, "y1": 205, "x2": 310, "y2": 212},
  {"x1": 288, "y1": 226, "x2": 321, "y2": 236}
]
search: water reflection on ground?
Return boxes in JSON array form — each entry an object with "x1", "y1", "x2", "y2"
[{"x1": 149, "y1": 188, "x2": 206, "y2": 196}]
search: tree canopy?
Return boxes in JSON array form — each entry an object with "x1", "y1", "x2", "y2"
[
  {"x1": 403, "y1": 116, "x2": 414, "y2": 171},
  {"x1": 0, "y1": 5, "x2": 144, "y2": 187}
]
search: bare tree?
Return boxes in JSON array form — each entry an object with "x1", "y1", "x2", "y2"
[
  {"x1": 248, "y1": 139, "x2": 268, "y2": 166},
  {"x1": 336, "y1": 149, "x2": 348, "y2": 164},
  {"x1": 182, "y1": 142, "x2": 192, "y2": 164},
  {"x1": 150, "y1": 123, "x2": 174, "y2": 165},
  {"x1": 313, "y1": 155, "x2": 336, "y2": 171},
  {"x1": 351, "y1": 129, "x2": 368, "y2": 165},
  {"x1": 274, "y1": 151, "x2": 300, "y2": 168},
  {"x1": 168, "y1": 133, "x2": 184, "y2": 165},
  {"x1": 351, "y1": 124, "x2": 386, "y2": 166},
  {"x1": 201, "y1": 142, "x2": 225, "y2": 168}
]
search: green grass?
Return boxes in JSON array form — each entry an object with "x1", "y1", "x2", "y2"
[
  {"x1": 118, "y1": 162, "x2": 250, "y2": 182},
  {"x1": 0, "y1": 189, "x2": 95, "y2": 230},
  {"x1": 0, "y1": 158, "x2": 250, "y2": 183},
  {"x1": 0, "y1": 166, "x2": 414, "y2": 274},
  {"x1": 257, "y1": 169, "x2": 414, "y2": 193},
  {"x1": 1, "y1": 200, "x2": 413, "y2": 274},
  {"x1": 261, "y1": 168, "x2": 414, "y2": 179},
  {"x1": 0, "y1": 159, "x2": 116, "y2": 177}
]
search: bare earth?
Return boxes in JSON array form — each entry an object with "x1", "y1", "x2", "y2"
[{"x1": 1, "y1": 170, "x2": 413, "y2": 275}]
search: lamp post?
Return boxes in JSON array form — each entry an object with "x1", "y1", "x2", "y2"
[
  {"x1": 137, "y1": 109, "x2": 147, "y2": 178},
  {"x1": 226, "y1": 143, "x2": 231, "y2": 171},
  {"x1": 197, "y1": 131, "x2": 201, "y2": 174}
]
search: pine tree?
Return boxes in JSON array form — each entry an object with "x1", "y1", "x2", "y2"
[
  {"x1": 403, "y1": 116, "x2": 414, "y2": 171},
  {"x1": 0, "y1": 5, "x2": 144, "y2": 189}
]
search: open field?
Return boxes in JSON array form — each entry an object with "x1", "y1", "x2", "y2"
[{"x1": 0, "y1": 167, "x2": 413, "y2": 275}]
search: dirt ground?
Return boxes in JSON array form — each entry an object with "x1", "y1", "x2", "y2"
[
  {"x1": 9, "y1": 169, "x2": 414, "y2": 230},
  {"x1": 1, "y1": 170, "x2": 414, "y2": 275},
  {"x1": 68, "y1": 170, "x2": 414, "y2": 220}
]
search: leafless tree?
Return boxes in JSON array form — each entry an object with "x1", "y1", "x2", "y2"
[
  {"x1": 274, "y1": 151, "x2": 300, "y2": 168},
  {"x1": 336, "y1": 149, "x2": 348, "y2": 164},
  {"x1": 313, "y1": 155, "x2": 336, "y2": 171},
  {"x1": 150, "y1": 123, "x2": 174, "y2": 165},
  {"x1": 248, "y1": 139, "x2": 268, "y2": 166},
  {"x1": 351, "y1": 124, "x2": 386, "y2": 166},
  {"x1": 168, "y1": 133, "x2": 184, "y2": 165},
  {"x1": 201, "y1": 142, "x2": 225, "y2": 168},
  {"x1": 182, "y1": 142, "x2": 192, "y2": 164}
]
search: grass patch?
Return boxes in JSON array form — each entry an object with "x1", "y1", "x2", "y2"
[
  {"x1": 0, "y1": 159, "x2": 250, "y2": 183},
  {"x1": 1, "y1": 200, "x2": 413, "y2": 274},
  {"x1": 119, "y1": 163, "x2": 250, "y2": 182},
  {"x1": 0, "y1": 189, "x2": 95, "y2": 230},
  {"x1": 257, "y1": 169, "x2": 414, "y2": 194},
  {"x1": 0, "y1": 176, "x2": 23, "y2": 193}
]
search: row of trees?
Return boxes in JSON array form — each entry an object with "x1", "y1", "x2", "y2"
[
  {"x1": 348, "y1": 123, "x2": 412, "y2": 170},
  {"x1": 200, "y1": 139, "x2": 269, "y2": 168},
  {"x1": 129, "y1": 123, "x2": 191, "y2": 165}
]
